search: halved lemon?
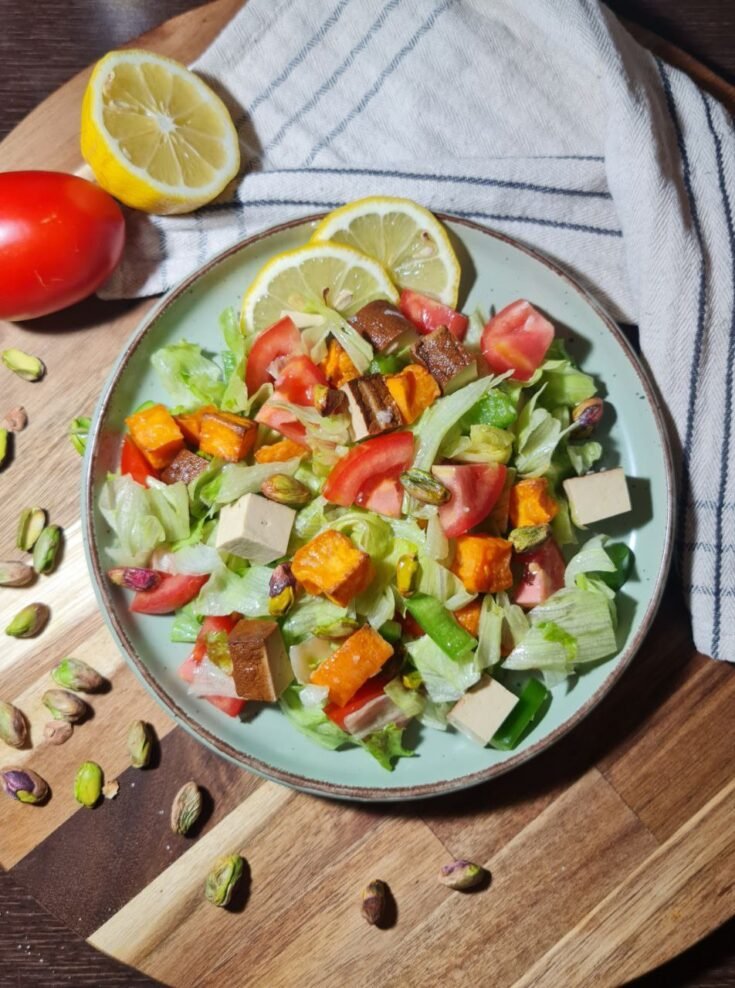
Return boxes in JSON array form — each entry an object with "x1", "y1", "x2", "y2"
[
  {"x1": 81, "y1": 49, "x2": 240, "y2": 215},
  {"x1": 311, "y1": 196, "x2": 461, "y2": 308},
  {"x1": 241, "y1": 242, "x2": 398, "y2": 335}
]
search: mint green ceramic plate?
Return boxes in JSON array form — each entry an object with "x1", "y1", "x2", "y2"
[{"x1": 83, "y1": 214, "x2": 674, "y2": 801}]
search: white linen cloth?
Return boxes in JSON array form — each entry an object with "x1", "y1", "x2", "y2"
[{"x1": 102, "y1": 0, "x2": 735, "y2": 661}]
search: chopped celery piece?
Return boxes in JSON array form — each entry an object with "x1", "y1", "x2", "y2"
[
  {"x1": 490, "y1": 678, "x2": 550, "y2": 750},
  {"x1": 405, "y1": 593, "x2": 476, "y2": 659}
]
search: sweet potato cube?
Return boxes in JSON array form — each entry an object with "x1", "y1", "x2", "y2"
[
  {"x1": 254, "y1": 437, "x2": 306, "y2": 464},
  {"x1": 125, "y1": 403, "x2": 184, "y2": 470},
  {"x1": 310, "y1": 625, "x2": 393, "y2": 706},
  {"x1": 320, "y1": 338, "x2": 360, "y2": 388},
  {"x1": 199, "y1": 411, "x2": 257, "y2": 462},
  {"x1": 451, "y1": 535, "x2": 513, "y2": 594},
  {"x1": 454, "y1": 598, "x2": 483, "y2": 637},
  {"x1": 385, "y1": 363, "x2": 441, "y2": 424},
  {"x1": 175, "y1": 405, "x2": 217, "y2": 446},
  {"x1": 161, "y1": 449, "x2": 209, "y2": 485},
  {"x1": 291, "y1": 529, "x2": 373, "y2": 607},
  {"x1": 508, "y1": 477, "x2": 558, "y2": 528},
  {"x1": 228, "y1": 619, "x2": 292, "y2": 702}
]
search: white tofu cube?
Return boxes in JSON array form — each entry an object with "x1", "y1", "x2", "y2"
[
  {"x1": 215, "y1": 493, "x2": 295, "y2": 564},
  {"x1": 447, "y1": 676, "x2": 518, "y2": 747},
  {"x1": 563, "y1": 467, "x2": 632, "y2": 526}
]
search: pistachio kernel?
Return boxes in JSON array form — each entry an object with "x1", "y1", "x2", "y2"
[{"x1": 571, "y1": 397, "x2": 604, "y2": 438}]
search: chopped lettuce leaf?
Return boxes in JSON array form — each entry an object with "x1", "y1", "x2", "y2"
[
  {"x1": 567, "y1": 441, "x2": 603, "y2": 476},
  {"x1": 406, "y1": 635, "x2": 481, "y2": 703},
  {"x1": 425, "y1": 511, "x2": 450, "y2": 563},
  {"x1": 411, "y1": 373, "x2": 510, "y2": 473},
  {"x1": 328, "y1": 315, "x2": 374, "y2": 374},
  {"x1": 496, "y1": 591, "x2": 530, "y2": 650},
  {"x1": 514, "y1": 384, "x2": 574, "y2": 477},
  {"x1": 441, "y1": 424, "x2": 514, "y2": 464},
  {"x1": 99, "y1": 474, "x2": 190, "y2": 567},
  {"x1": 328, "y1": 509, "x2": 393, "y2": 558},
  {"x1": 268, "y1": 399, "x2": 352, "y2": 446},
  {"x1": 151, "y1": 341, "x2": 225, "y2": 408},
  {"x1": 283, "y1": 597, "x2": 350, "y2": 642},
  {"x1": 215, "y1": 457, "x2": 302, "y2": 506},
  {"x1": 420, "y1": 698, "x2": 452, "y2": 731},
  {"x1": 564, "y1": 534, "x2": 615, "y2": 587},
  {"x1": 384, "y1": 678, "x2": 426, "y2": 719},
  {"x1": 550, "y1": 494, "x2": 577, "y2": 546},
  {"x1": 359, "y1": 723, "x2": 414, "y2": 771},
  {"x1": 356, "y1": 581, "x2": 396, "y2": 629},
  {"x1": 504, "y1": 587, "x2": 618, "y2": 681},
  {"x1": 475, "y1": 595, "x2": 504, "y2": 670},
  {"x1": 279, "y1": 684, "x2": 351, "y2": 750},
  {"x1": 191, "y1": 564, "x2": 272, "y2": 617},
  {"x1": 464, "y1": 307, "x2": 486, "y2": 349},
  {"x1": 537, "y1": 342, "x2": 597, "y2": 408},
  {"x1": 188, "y1": 460, "x2": 224, "y2": 515},
  {"x1": 417, "y1": 555, "x2": 475, "y2": 611},
  {"x1": 293, "y1": 495, "x2": 331, "y2": 542},
  {"x1": 170, "y1": 542, "x2": 223, "y2": 574},
  {"x1": 170, "y1": 603, "x2": 202, "y2": 643}
]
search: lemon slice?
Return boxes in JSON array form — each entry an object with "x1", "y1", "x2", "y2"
[
  {"x1": 241, "y1": 243, "x2": 399, "y2": 374},
  {"x1": 311, "y1": 196, "x2": 461, "y2": 308},
  {"x1": 81, "y1": 49, "x2": 240, "y2": 215}
]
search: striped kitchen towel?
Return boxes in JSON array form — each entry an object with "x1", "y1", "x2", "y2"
[{"x1": 102, "y1": 0, "x2": 735, "y2": 662}]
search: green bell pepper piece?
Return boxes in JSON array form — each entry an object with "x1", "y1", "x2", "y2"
[
  {"x1": 459, "y1": 388, "x2": 517, "y2": 430},
  {"x1": 491, "y1": 678, "x2": 550, "y2": 750},
  {"x1": 378, "y1": 619, "x2": 402, "y2": 645},
  {"x1": 596, "y1": 543, "x2": 634, "y2": 592},
  {"x1": 368, "y1": 354, "x2": 404, "y2": 375},
  {"x1": 405, "y1": 593, "x2": 476, "y2": 660}
]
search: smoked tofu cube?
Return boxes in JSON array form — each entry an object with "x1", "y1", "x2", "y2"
[
  {"x1": 215, "y1": 493, "x2": 295, "y2": 564},
  {"x1": 161, "y1": 449, "x2": 209, "y2": 485},
  {"x1": 228, "y1": 619, "x2": 292, "y2": 701},
  {"x1": 291, "y1": 529, "x2": 373, "y2": 606},
  {"x1": 349, "y1": 300, "x2": 417, "y2": 353},
  {"x1": 563, "y1": 468, "x2": 632, "y2": 526},
  {"x1": 125, "y1": 403, "x2": 184, "y2": 470},
  {"x1": 447, "y1": 676, "x2": 518, "y2": 746},
  {"x1": 199, "y1": 411, "x2": 257, "y2": 462},
  {"x1": 412, "y1": 325, "x2": 476, "y2": 394},
  {"x1": 340, "y1": 375, "x2": 403, "y2": 440}
]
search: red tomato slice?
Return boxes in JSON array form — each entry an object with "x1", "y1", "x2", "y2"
[
  {"x1": 274, "y1": 355, "x2": 327, "y2": 405},
  {"x1": 514, "y1": 538, "x2": 566, "y2": 608},
  {"x1": 432, "y1": 463, "x2": 507, "y2": 538},
  {"x1": 399, "y1": 289, "x2": 469, "y2": 340},
  {"x1": 325, "y1": 674, "x2": 392, "y2": 730},
  {"x1": 355, "y1": 476, "x2": 403, "y2": 518},
  {"x1": 0, "y1": 171, "x2": 125, "y2": 321},
  {"x1": 130, "y1": 573, "x2": 209, "y2": 615},
  {"x1": 481, "y1": 300, "x2": 554, "y2": 382},
  {"x1": 323, "y1": 432, "x2": 414, "y2": 507},
  {"x1": 120, "y1": 435, "x2": 159, "y2": 486},
  {"x1": 245, "y1": 317, "x2": 302, "y2": 394},
  {"x1": 177, "y1": 653, "x2": 245, "y2": 718},
  {"x1": 191, "y1": 614, "x2": 241, "y2": 663},
  {"x1": 255, "y1": 400, "x2": 308, "y2": 443}
]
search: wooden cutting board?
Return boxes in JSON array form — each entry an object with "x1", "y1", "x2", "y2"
[{"x1": 1, "y1": 2, "x2": 734, "y2": 984}]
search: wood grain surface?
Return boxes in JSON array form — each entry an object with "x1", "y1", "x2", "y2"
[{"x1": 1, "y1": 2, "x2": 735, "y2": 986}]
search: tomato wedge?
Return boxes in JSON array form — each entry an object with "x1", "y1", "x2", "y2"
[
  {"x1": 325, "y1": 674, "x2": 392, "y2": 730},
  {"x1": 274, "y1": 355, "x2": 327, "y2": 405},
  {"x1": 191, "y1": 614, "x2": 241, "y2": 662},
  {"x1": 323, "y1": 432, "x2": 414, "y2": 507},
  {"x1": 399, "y1": 289, "x2": 468, "y2": 341},
  {"x1": 255, "y1": 401, "x2": 307, "y2": 443},
  {"x1": 130, "y1": 573, "x2": 209, "y2": 614},
  {"x1": 432, "y1": 463, "x2": 507, "y2": 538},
  {"x1": 481, "y1": 300, "x2": 554, "y2": 381},
  {"x1": 514, "y1": 538, "x2": 566, "y2": 608},
  {"x1": 245, "y1": 316, "x2": 303, "y2": 393},
  {"x1": 120, "y1": 435, "x2": 159, "y2": 485},
  {"x1": 355, "y1": 476, "x2": 404, "y2": 518}
]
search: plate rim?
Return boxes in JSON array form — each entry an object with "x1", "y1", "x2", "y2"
[{"x1": 82, "y1": 212, "x2": 676, "y2": 802}]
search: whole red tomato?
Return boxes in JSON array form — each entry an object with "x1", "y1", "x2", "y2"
[{"x1": 0, "y1": 171, "x2": 125, "y2": 321}]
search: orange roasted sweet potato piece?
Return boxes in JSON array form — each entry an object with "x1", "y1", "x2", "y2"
[
  {"x1": 320, "y1": 338, "x2": 360, "y2": 388},
  {"x1": 451, "y1": 535, "x2": 513, "y2": 594},
  {"x1": 508, "y1": 477, "x2": 558, "y2": 528},
  {"x1": 125, "y1": 403, "x2": 184, "y2": 470},
  {"x1": 385, "y1": 363, "x2": 440, "y2": 424},
  {"x1": 254, "y1": 437, "x2": 306, "y2": 464},
  {"x1": 175, "y1": 405, "x2": 217, "y2": 446},
  {"x1": 291, "y1": 529, "x2": 373, "y2": 607},
  {"x1": 454, "y1": 598, "x2": 483, "y2": 636},
  {"x1": 199, "y1": 412, "x2": 257, "y2": 462},
  {"x1": 310, "y1": 625, "x2": 393, "y2": 706}
]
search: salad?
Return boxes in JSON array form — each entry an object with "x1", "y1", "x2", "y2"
[{"x1": 100, "y1": 197, "x2": 634, "y2": 772}]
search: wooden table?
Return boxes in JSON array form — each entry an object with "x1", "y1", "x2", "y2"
[{"x1": 1, "y1": 2, "x2": 734, "y2": 985}]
